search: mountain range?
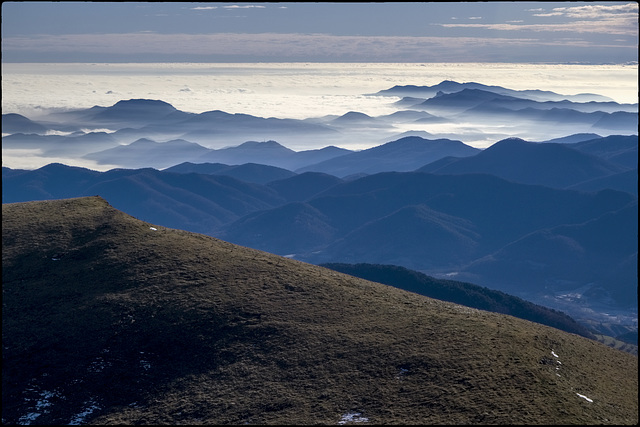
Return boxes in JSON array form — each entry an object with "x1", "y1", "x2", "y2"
[
  {"x1": 2, "y1": 80, "x2": 637, "y2": 350},
  {"x1": 3, "y1": 79, "x2": 638, "y2": 169},
  {"x1": 3, "y1": 133, "x2": 637, "y2": 334},
  {"x1": 3, "y1": 196, "x2": 637, "y2": 425},
  {"x1": 373, "y1": 80, "x2": 619, "y2": 103}
]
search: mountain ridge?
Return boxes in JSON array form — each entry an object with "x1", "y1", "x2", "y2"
[{"x1": 3, "y1": 196, "x2": 637, "y2": 425}]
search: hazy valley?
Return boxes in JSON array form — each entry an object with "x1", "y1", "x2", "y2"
[{"x1": 2, "y1": 79, "x2": 638, "y2": 424}]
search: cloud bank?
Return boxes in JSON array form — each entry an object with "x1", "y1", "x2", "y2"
[
  {"x1": 2, "y1": 32, "x2": 636, "y2": 63},
  {"x1": 444, "y1": 2, "x2": 638, "y2": 36}
]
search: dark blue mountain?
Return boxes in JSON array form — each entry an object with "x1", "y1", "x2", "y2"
[
  {"x1": 164, "y1": 162, "x2": 297, "y2": 184},
  {"x1": 470, "y1": 107, "x2": 638, "y2": 131},
  {"x1": 376, "y1": 110, "x2": 448, "y2": 123},
  {"x1": 218, "y1": 202, "x2": 337, "y2": 254},
  {"x1": 194, "y1": 140, "x2": 350, "y2": 171},
  {"x1": 414, "y1": 89, "x2": 522, "y2": 113},
  {"x1": 566, "y1": 169, "x2": 638, "y2": 195},
  {"x1": 374, "y1": 80, "x2": 614, "y2": 102},
  {"x1": 2, "y1": 164, "x2": 285, "y2": 235},
  {"x1": 539, "y1": 133, "x2": 602, "y2": 144},
  {"x1": 289, "y1": 146, "x2": 353, "y2": 168},
  {"x1": 170, "y1": 110, "x2": 339, "y2": 143},
  {"x1": 84, "y1": 138, "x2": 211, "y2": 168},
  {"x1": 296, "y1": 136, "x2": 480, "y2": 177},
  {"x1": 2, "y1": 163, "x2": 102, "y2": 202},
  {"x1": 461, "y1": 200, "x2": 638, "y2": 305},
  {"x1": 266, "y1": 172, "x2": 344, "y2": 202},
  {"x1": 220, "y1": 171, "x2": 635, "y2": 266},
  {"x1": 570, "y1": 135, "x2": 638, "y2": 169},
  {"x1": 1, "y1": 113, "x2": 48, "y2": 134},
  {"x1": 79, "y1": 99, "x2": 183, "y2": 125},
  {"x1": 330, "y1": 111, "x2": 378, "y2": 124},
  {"x1": 195, "y1": 140, "x2": 296, "y2": 166},
  {"x1": 417, "y1": 137, "x2": 627, "y2": 189},
  {"x1": 30, "y1": 100, "x2": 339, "y2": 152},
  {"x1": 316, "y1": 204, "x2": 480, "y2": 270}
]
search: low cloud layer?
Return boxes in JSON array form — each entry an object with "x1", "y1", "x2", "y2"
[{"x1": 2, "y1": 32, "x2": 636, "y2": 63}]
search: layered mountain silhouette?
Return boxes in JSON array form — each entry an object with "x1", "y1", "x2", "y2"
[
  {"x1": 4, "y1": 133, "x2": 637, "y2": 328},
  {"x1": 373, "y1": 80, "x2": 617, "y2": 102},
  {"x1": 3, "y1": 80, "x2": 637, "y2": 170},
  {"x1": 3, "y1": 197, "x2": 637, "y2": 424},
  {"x1": 460, "y1": 200, "x2": 639, "y2": 305},
  {"x1": 1, "y1": 113, "x2": 48, "y2": 134},
  {"x1": 2, "y1": 164, "x2": 285, "y2": 234},
  {"x1": 164, "y1": 162, "x2": 297, "y2": 185},
  {"x1": 82, "y1": 139, "x2": 353, "y2": 171},
  {"x1": 417, "y1": 136, "x2": 633, "y2": 190},
  {"x1": 83, "y1": 138, "x2": 211, "y2": 169},
  {"x1": 297, "y1": 136, "x2": 480, "y2": 177},
  {"x1": 2, "y1": 80, "x2": 637, "y2": 341}
]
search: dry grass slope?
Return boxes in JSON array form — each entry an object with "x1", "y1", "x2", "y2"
[{"x1": 2, "y1": 196, "x2": 638, "y2": 425}]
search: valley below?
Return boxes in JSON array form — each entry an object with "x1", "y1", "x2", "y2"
[
  {"x1": 2, "y1": 79, "x2": 638, "y2": 423},
  {"x1": 3, "y1": 80, "x2": 637, "y2": 340}
]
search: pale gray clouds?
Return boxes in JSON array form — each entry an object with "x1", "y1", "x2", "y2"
[
  {"x1": 1, "y1": 2, "x2": 637, "y2": 63},
  {"x1": 5, "y1": 32, "x2": 613, "y2": 62},
  {"x1": 444, "y1": 2, "x2": 638, "y2": 36}
]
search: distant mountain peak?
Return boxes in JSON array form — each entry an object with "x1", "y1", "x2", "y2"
[
  {"x1": 495, "y1": 137, "x2": 529, "y2": 144},
  {"x1": 130, "y1": 138, "x2": 157, "y2": 145},
  {"x1": 112, "y1": 99, "x2": 176, "y2": 110},
  {"x1": 235, "y1": 140, "x2": 291, "y2": 150}
]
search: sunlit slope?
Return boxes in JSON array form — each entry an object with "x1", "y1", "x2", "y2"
[{"x1": 2, "y1": 197, "x2": 637, "y2": 425}]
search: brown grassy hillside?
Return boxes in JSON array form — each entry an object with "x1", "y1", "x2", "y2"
[{"x1": 2, "y1": 196, "x2": 637, "y2": 425}]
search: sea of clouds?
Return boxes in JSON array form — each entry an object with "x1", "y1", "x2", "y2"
[
  {"x1": 3, "y1": 62, "x2": 637, "y2": 119},
  {"x1": 1, "y1": 62, "x2": 637, "y2": 170}
]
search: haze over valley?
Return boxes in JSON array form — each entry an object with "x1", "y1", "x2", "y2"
[{"x1": 3, "y1": 78, "x2": 637, "y2": 341}]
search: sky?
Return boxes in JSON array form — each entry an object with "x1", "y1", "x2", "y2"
[{"x1": 1, "y1": 1, "x2": 638, "y2": 63}]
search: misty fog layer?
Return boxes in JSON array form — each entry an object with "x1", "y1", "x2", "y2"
[{"x1": 2, "y1": 63, "x2": 638, "y2": 170}]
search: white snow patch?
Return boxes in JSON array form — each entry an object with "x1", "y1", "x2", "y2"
[
  {"x1": 551, "y1": 350, "x2": 559, "y2": 358},
  {"x1": 18, "y1": 412, "x2": 41, "y2": 425},
  {"x1": 68, "y1": 399, "x2": 101, "y2": 425},
  {"x1": 338, "y1": 412, "x2": 369, "y2": 424},
  {"x1": 18, "y1": 389, "x2": 57, "y2": 425},
  {"x1": 576, "y1": 393, "x2": 593, "y2": 403},
  {"x1": 149, "y1": 227, "x2": 157, "y2": 231}
]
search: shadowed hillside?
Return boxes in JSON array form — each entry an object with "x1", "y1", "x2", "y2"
[
  {"x1": 4, "y1": 165, "x2": 636, "y2": 335},
  {"x1": 320, "y1": 263, "x2": 597, "y2": 340},
  {"x1": 2, "y1": 197, "x2": 637, "y2": 425}
]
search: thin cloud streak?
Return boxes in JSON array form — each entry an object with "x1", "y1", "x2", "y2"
[
  {"x1": 440, "y1": 20, "x2": 637, "y2": 36},
  {"x1": 444, "y1": 2, "x2": 638, "y2": 36},
  {"x1": 3, "y1": 32, "x2": 635, "y2": 63},
  {"x1": 535, "y1": 2, "x2": 638, "y2": 18}
]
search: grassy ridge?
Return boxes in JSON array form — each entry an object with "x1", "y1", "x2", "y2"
[
  {"x1": 320, "y1": 263, "x2": 597, "y2": 339},
  {"x1": 2, "y1": 197, "x2": 637, "y2": 425}
]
